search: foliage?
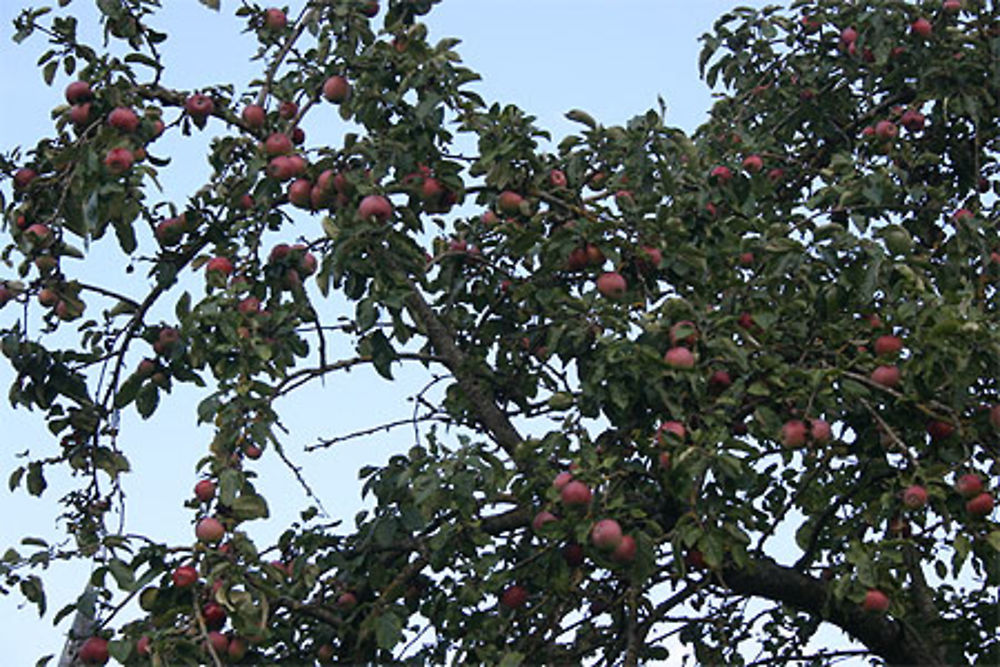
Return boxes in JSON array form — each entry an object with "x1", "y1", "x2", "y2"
[{"x1": 1, "y1": 0, "x2": 998, "y2": 665}]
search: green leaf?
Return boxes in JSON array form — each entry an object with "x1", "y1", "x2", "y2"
[
  {"x1": 498, "y1": 652, "x2": 525, "y2": 667},
  {"x1": 369, "y1": 331, "x2": 396, "y2": 380},
  {"x1": 9, "y1": 466, "x2": 25, "y2": 491},
  {"x1": 219, "y1": 469, "x2": 241, "y2": 506},
  {"x1": 114, "y1": 373, "x2": 142, "y2": 409},
  {"x1": 26, "y1": 462, "x2": 47, "y2": 497},
  {"x1": 135, "y1": 383, "x2": 159, "y2": 419},
  {"x1": 198, "y1": 0, "x2": 220, "y2": 9},
  {"x1": 565, "y1": 109, "x2": 597, "y2": 129},
  {"x1": 987, "y1": 531, "x2": 1000, "y2": 552},
  {"x1": 374, "y1": 612, "x2": 403, "y2": 650},
  {"x1": 42, "y1": 60, "x2": 57, "y2": 85},
  {"x1": 231, "y1": 493, "x2": 269, "y2": 520},
  {"x1": 20, "y1": 575, "x2": 46, "y2": 616},
  {"x1": 107, "y1": 640, "x2": 131, "y2": 664},
  {"x1": 113, "y1": 217, "x2": 137, "y2": 254},
  {"x1": 108, "y1": 558, "x2": 136, "y2": 591}
]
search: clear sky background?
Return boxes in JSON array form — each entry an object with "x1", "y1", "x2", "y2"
[{"x1": 0, "y1": 1, "x2": 791, "y2": 664}]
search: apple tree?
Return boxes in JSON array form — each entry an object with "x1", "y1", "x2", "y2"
[{"x1": 1, "y1": 0, "x2": 998, "y2": 664}]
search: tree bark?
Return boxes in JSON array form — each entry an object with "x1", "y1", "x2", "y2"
[{"x1": 724, "y1": 557, "x2": 945, "y2": 666}]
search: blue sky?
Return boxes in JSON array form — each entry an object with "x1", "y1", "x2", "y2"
[{"x1": 0, "y1": 1, "x2": 776, "y2": 663}]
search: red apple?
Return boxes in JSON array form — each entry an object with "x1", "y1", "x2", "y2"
[
  {"x1": 69, "y1": 103, "x2": 92, "y2": 126},
  {"x1": 552, "y1": 471, "x2": 573, "y2": 490},
  {"x1": 0, "y1": 286, "x2": 14, "y2": 309},
  {"x1": 943, "y1": 0, "x2": 962, "y2": 12},
  {"x1": 800, "y1": 16, "x2": 821, "y2": 34},
  {"x1": 358, "y1": 195, "x2": 392, "y2": 222},
  {"x1": 264, "y1": 132, "x2": 293, "y2": 156},
  {"x1": 497, "y1": 190, "x2": 524, "y2": 215},
  {"x1": 269, "y1": 243, "x2": 291, "y2": 263},
  {"x1": 203, "y1": 602, "x2": 227, "y2": 629},
  {"x1": 591, "y1": 519, "x2": 623, "y2": 551},
  {"x1": 196, "y1": 517, "x2": 225, "y2": 543},
  {"x1": 294, "y1": 247, "x2": 318, "y2": 276},
  {"x1": 685, "y1": 549, "x2": 707, "y2": 570},
  {"x1": 136, "y1": 636, "x2": 151, "y2": 657},
  {"x1": 926, "y1": 420, "x2": 953, "y2": 441},
  {"x1": 278, "y1": 100, "x2": 297, "y2": 119},
  {"x1": 560, "y1": 480, "x2": 592, "y2": 506},
  {"x1": 810, "y1": 419, "x2": 832, "y2": 443},
  {"x1": 288, "y1": 178, "x2": 313, "y2": 209},
  {"x1": 664, "y1": 346, "x2": 695, "y2": 369},
  {"x1": 549, "y1": 169, "x2": 567, "y2": 188},
  {"x1": 38, "y1": 288, "x2": 60, "y2": 308},
  {"x1": 708, "y1": 369, "x2": 732, "y2": 392},
  {"x1": 206, "y1": 256, "x2": 233, "y2": 277},
  {"x1": 585, "y1": 244, "x2": 605, "y2": 266},
  {"x1": 638, "y1": 245, "x2": 662, "y2": 270},
  {"x1": 656, "y1": 421, "x2": 686, "y2": 444},
  {"x1": 862, "y1": 589, "x2": 889, "y2": 613},
  {"x1": 901, "y1": 109, "x2": 925, "y2": 132},
  {"x1": 13, "y1": 168, "x2": 37, "y2": 189},
  {"x1": 194, "y1": 479, "x2": 216, "y2": 502},
  {"x1": 78, "y1": 637, "x2": 109, "y2": 665},
  {"x1": 322, "y1": 75, "x2": 351, "y2": 103},
  {"x1": 669, "y1": 320, "x2": 698, "y2": 346},
  {"x1": 966, "y1": 493, "x2": 995, "y2": 517},
  {"x1": 710, "y1": 165, "x2": 733, "y2": 184},
  {"x1": 205, "y1": 631, "x2": 229, "y2": 654},
  {"x1": 873, "y1": 335, "x2": 902, "y2": 356},
  {"x1": 952, "y1": 208, "x2": 974, "y2": 224},
  {"x1": 360, "y1": 0, "x2": 379, "y2": 17},
  {"x1": 500, "y1": 585, "x2": 528, "y2": 609},
  {"x1": 286, "y1": 154, "x2": 307, "y2": 176},
  {"x1": 874, "y1": 120, "x2": 898, "y2": 140},
  {"x1": 567, "y1": 247, "x2": 590, "y2": 271},
  {"x1": 902, "y1": 484, "x2": 928, "y2": 509},
  {"x1": 612, "y1": 534, "x2": 637, "y2": 563},
  {"x1": 238, "y1": 297, "x2": 261, "y2": 315},
  {"x1": 911, "y1": 17, "x2": 932, "y2": 38},
  {"x1": 317, "y1": 644, "x2": 335, "y2": 662},
  {"x1": 595, "y1": 272, "x2": 627, "y2": 299},
  {"x1": 781, "y1": 419, "x2": 808, "y2": 448},
  {"x1": 104, "y1": 147, "x2": 134, "y2": 175},
  {"x1": 65, "y1": 80, "x2": 93, "y2": 104},
  {"x1": 871, "y1": 365, "x2": 901, "y2": 388},
  {"x1": 172, "y1": 565, "x2": 199, "y2": 588},
  {"x1": 562, "y1": 543, "x2": 585, "y2": 566},
  {"x1": 532, "y1": 510, "x2": 557, "y2": 533},
  {"x1": 186, "y1": 93, "x2": 215, "y2": 122},
  {"x1": 264, "y1": 8, "x2": 287, "y2": 30},
  {"x1": 337, "y1": 591, "x2": 357, "y2": 609},
  {"x1": 267, "y1": 156, "x2": 297, "y2": 181},
  {"x1": 242, "y1": 104, "x2": 266, "y2": 128},
  {"x1": 840, "y1": 27, "x2": 858, "y2": 46},
  {"x1": 742, "y1": 155, "x2": 763, "y2": 173},
  {"x1": 155, "y1": 217, "x2": 186, "y2": 245},
  {"x1": 227, "y1": 637, "x2": 248, "y2": 661},
  {"x1": 24, "y1": 223, "x2": 52, "y2": 246},
  {"x1": 108, "y1": 107, "x2": 139, "y2": 132},
  {"x1": 955, "y1": 473, "x2": 983, "y2": 498}
]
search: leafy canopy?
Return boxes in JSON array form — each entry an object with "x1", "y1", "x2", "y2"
[{"x1": 1, "y1": 0, "x2": 998, "y2": 665}]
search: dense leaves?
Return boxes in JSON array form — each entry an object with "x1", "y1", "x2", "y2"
[{"x1": 1, "y1": 0, "x2": 998, "y2": 665}]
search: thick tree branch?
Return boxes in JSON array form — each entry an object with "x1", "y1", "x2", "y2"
[{"x1": 723, "y1": 557, "x2": 946, "y2": 667}]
